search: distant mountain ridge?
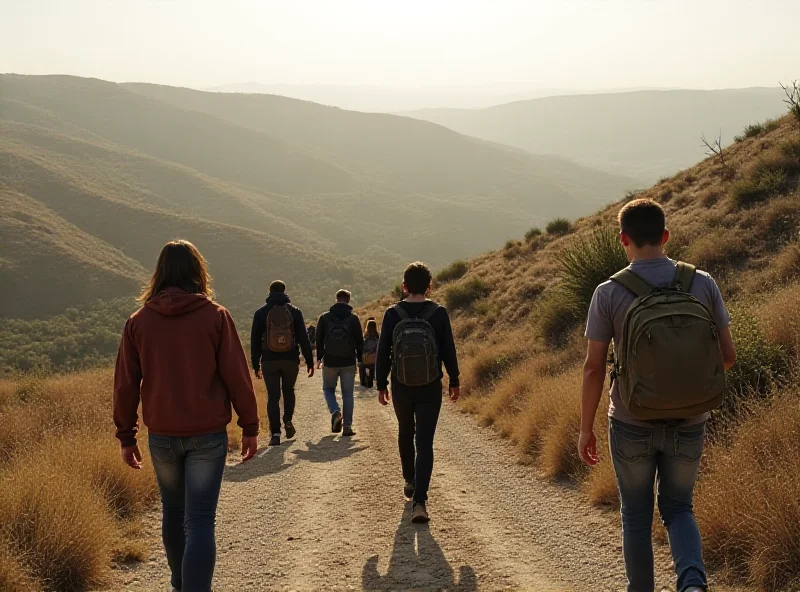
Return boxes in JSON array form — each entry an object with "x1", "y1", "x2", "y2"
[{"x1": 401, "y1": 88, "x2": 787, "y2": 181}]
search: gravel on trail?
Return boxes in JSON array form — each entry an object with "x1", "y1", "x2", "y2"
[{"x1": 109, "y1": 374, "x2": 736, "y2": 592}]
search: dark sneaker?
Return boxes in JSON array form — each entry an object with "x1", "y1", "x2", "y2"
[
  {"x1": 269, "y1": 434, "x2": 281, "y2": 446},
  {"x1": 403, "y1": 482, "x2": 415, "y2": 501},
  {"x1": 411, "y1": 502, "x2": 430, "y2": 524},
  {"x1": 342, "y1": 426, "x2": 356, "y2": 437},
  {"x1": 331, "y1": 410, "x2": 343, "y2": 433},
  {"x1": 284, "y1": 422, "x2": 296, "y2": 439}
]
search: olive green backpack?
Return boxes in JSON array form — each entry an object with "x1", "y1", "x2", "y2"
[{"x1": 610, "y1": 262, "x2": 726, "y2": 420}]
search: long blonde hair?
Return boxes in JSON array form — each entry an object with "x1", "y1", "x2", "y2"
[{"x1": 138, "y1": 240, "x2": 213, "y2": 303}]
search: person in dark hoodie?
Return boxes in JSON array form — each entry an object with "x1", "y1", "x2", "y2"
[
  {"x1": 114, "y1": 240, "x2": 260, "y2": 592},
  {"x1": 316, "y1": 289, "x2": 364, "y2": 436},
  {"x1": 250, "y1": 280, "x2": 315, "y2": 446},
  {"x1": 376, "y1": 262, "x2": 460, "y2": 524}
]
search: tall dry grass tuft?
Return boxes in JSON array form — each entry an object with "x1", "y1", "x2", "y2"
[
  {"x1": 754, "y1": 282, "x2": 800, "y2": 357},
  {"x1": 0, "y1": 543, "x2": 42, "y2": 592},
  {"x1": 696, "y1": 391, "x2": 800, "y2": 589}
]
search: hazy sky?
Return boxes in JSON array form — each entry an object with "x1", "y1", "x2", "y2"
[{"x1": 2, "y1": 0, "x2": 799, "y2": 90}]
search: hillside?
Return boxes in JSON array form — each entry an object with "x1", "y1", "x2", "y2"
[
  {"x1": 402, "y1": 88, "x2": 787, "y2": 182},
  {"x1": 361, "y1": 113, "x2": 800, "y2": 590}
]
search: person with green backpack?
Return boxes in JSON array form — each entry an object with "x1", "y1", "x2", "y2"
[{"x1": 579, "y1": 199, "x2": 736, "y2": 592}]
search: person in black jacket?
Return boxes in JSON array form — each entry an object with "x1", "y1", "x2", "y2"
[
  {"x1": 251, "y1": 280, "x2": 314, "y2": 446},
  {"x1": 376, "y1": 262, "x2": 460, "y2": 524},
  {"x1": 316, "y1": 289, "x2": 364, "y2": 437}
]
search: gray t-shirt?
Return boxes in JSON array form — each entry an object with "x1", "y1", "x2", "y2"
[{"x1": 584, "y1": 257, "x2": 730, "y2": 426}]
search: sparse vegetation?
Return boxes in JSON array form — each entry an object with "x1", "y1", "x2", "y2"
[
  {"x1": 731, "y1": 138, "x2": 800, "y2": 207},
  {"x1": 524, "y1": 227, "x2": 542, "y2": 242},
  {"x1": 781, "y1": 80, "x2": 800, "y2": 128},
  {"x1": 444, "y1": 278, "x2": 491, "y2": 311},
  {"x1": 735, "y1": 118, "x2": 780, "y2": 142},
  {"x1": 435, "y1": 260, "x2": 468, "y2": 284},
  {"x1": 546, "y1": 218, "x2": 572, "y2": 236}
]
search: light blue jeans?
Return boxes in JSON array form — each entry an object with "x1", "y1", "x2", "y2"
[
  {"x1": 149, "y1": 431, "x2": 228, "y2": 592},
  {"x1": 609, "y1": 418, "x2": 707, "y2": 592},
  {"x1": 322, "y1": 365, "x2": 356, "y2": 427}
]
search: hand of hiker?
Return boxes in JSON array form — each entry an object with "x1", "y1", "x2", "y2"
[
  {"x1": 121, "y1": 445, "x2": 143, "y2": 470},
  {"x1": 578, "y1": 430, "x2": 599, "y2": 466},
  {"x1": 449, "y1": 386, "x2": 460, "y2": 402},
  {"x1": 378, "y1": 389, "x2": 391, "y2": 405},
  {"x1": 254, "y1": 368, "x2": 262, "y2": 380},
  {"x1": 317, "y1": 361, "x2": 323, "y2": 370},
  {"x1": 307, "y1": 366, "x2": 315, "y2": 378},
  {"x1": 241, "y1": 436, "x2": 259, "y2": 462}
]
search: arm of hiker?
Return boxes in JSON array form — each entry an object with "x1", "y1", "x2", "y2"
[
  {"x1": 114, "y1": 318, "x2": 143, "y2": 468},
  {"x1": 718, "y1": 325, "x2": 736, "y2": 370},
  {"x1": 217, "y1": 309, "x2": 260, "y2": 452},
  {"x1": 375, "y1": 309, "x2": 394, "y2": 398},
  {"x1": 316, "y1": 313, "x2": 326, "y2": 368},
  {"x1": 439, "y1": 308, "x2": 460, "y2": 399},
  {"x1": 250, "y1": 308, "x2": 263, "y2": 379},
  {"x1": 295, "y1": 309, "x2": 314, "y2": 371},
  {"x1": 579, "y1": 339, "x2": 609, "y2": 466}
]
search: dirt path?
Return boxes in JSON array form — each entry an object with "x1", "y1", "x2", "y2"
[{"x1": 112, "y1": 375, "x2": 714, "y2": 591}]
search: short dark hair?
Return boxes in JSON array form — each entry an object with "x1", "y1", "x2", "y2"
[
  {"x1": 336, "y1": 289, "x2": 351, "y2": 303},
  {"x1": 618, "y1": 199, "x2": 666, "y2": 247},
  {"x1": 403, "y1": 261, "x2": 432, "y2": 296},
  {"x1": 269, "y1": 280, "x2": 286, "y2": 294}
]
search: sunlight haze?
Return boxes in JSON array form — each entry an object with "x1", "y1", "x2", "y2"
[{"x1": 3, "y1": 0, "x2": 799, "y2": 108}]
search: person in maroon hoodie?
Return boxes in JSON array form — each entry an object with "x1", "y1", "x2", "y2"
[{"x1": 114, "y1": 240, "x2": 260, "y2": 592}]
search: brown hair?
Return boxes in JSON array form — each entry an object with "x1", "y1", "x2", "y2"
[
  {"x1": 336, "y1": 289, "x2": 351, "y2": 303},
  {"x1": 403, "y1": 261, "x2": 432, "y2": 296},
  {"x1": 269, "y1": 280, "x2": 286, "y2": 293},
  {"x1": 364, "y1": 318, "x2": 379, "y2": 339},
  {"x1": 618, "y1": 199, "x2": 666, "y2": 248},
  {"x1": 138, "y1": 240, "x2": 213, "y2": 303}
]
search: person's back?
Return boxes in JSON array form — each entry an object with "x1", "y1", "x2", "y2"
[
  {"x1": 114, "y1": 240, "x2": 259, "y2": 592},
  {"x1": 579, "y1": 200, "x2": 736, "y2": 592},
  {"x1": 360, "y1": 318, "x2": 380, "y2": 388}
]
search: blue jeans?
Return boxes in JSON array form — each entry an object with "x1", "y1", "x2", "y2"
[
  {"x1": 149, "y1": 432, "x2": 227, "y2": 592},
  {"x1": 609, "y1": 419, "x2": 707, "y2": 592},
  {"x1": 322, "y1": 365, "x2": 356, "y2": 427}
]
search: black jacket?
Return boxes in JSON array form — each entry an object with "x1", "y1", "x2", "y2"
[
  {"x1": 250, "y1": 293, "x2": 314, "y2": 370},
  {"x1": 316, "y1": 303, "x2": 364, "y2": 368},
  {"x1": 375, "y1": 300, "x2": 460, "y2": 391}
]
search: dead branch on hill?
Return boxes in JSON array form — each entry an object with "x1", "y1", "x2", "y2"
[
  {"x1": 780, "y1": 80, "x2": 800, "y2": 128},
  {"x1": 701, "y1": 130, "x2": 731, "y2": 171}
]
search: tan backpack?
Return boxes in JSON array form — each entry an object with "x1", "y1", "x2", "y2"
[
  {"x1": 265, "y1": 305, "x2": 295, "y2": 353},
  {"x1": 611, "y1": 262, "x2": 726, "y2": 420}
]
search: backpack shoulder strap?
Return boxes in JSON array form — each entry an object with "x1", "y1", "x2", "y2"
[
  {"x1": 610, "y1": 269, "x2": 653, "y2": 298},
  {"x1": 671, "y1": 262, "x2": 696, "y2": 292},
  {"x1": 421, "y1": 301, "x2": 439, "y2": 321},
  {"x1": 394, "y1": 304, "x2": 410, "y2": 321}
]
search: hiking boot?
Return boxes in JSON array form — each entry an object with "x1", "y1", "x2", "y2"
[
  {"x1": 331, "y1": 410, "x2": 343, "y2": 433},
  {"x1": 403, "y1": 482, "x2": 415, "y2": 501},
  {"x1": 411, "y1": 502, "x2": 430, "y2": 524},
  {"x1": 269, "y1": 434, "x2": 281, "y2": 446},
  {"x1": 342, "y1": 426, "x2": 356, "y2": 437},
  {"x1": 284, "y1": 422, "x2": 296, "y2": 439}
]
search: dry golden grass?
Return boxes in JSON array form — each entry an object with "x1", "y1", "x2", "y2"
[{"x1": 754, "y1": 282, "x2": 800, "y2": 356}]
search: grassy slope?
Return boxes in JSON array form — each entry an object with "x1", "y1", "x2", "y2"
[
  {"x1": 360, "y1": 115, "x2": 800, "y2": 590},
  {"x1": 402, "y1": 88, "x2": 787, "y2": 182}
]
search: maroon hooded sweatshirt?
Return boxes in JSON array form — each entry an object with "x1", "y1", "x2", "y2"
[{"x1": 114, "y1": 288, "x2": 260, "y2": 447}]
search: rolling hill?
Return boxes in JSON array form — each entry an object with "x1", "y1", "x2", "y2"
[
  {"x1": 0, "y1": 74, "x2": 634, "y2": 372},
  {"x1": 402, "y1": 88, "x2": 788, "y2": 182}
]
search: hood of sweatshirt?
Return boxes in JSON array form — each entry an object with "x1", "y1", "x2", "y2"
[
  {"x1": 146, "y1": 288, "x2": 213, "y2": 316},
  {"x1": 329, "y1": 302, "x2": 353, "y2": 319},
  {"x1": 266, "y1": 292, "x2": 291, "y2": 306}
]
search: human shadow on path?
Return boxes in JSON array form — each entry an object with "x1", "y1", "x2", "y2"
[
  {"x1": 223, "y1": 442, "x2": 292, "y2": 482},
  {"x1": 291, "y1": 435, "x2": 368, "y2": 464},
  {"x1": 362, "y1": 505, "x2": 478, "y2": 591}
]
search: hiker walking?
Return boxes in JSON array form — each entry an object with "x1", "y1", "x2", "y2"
[
  {"x1": 360, "y1": 318, "x2": 379, "y2": 388},
  {"x1": 376, "y1": 262, "x2": 460, "y2": 524},
  {"x1": 307, "y1": 323, "x2": 317, "y2": 348},
  {"x1": 250, "y1": 280, "x2": 315, "y2": 446},
  {"x1": 114, "y1": 240, "x2": 260, "y2": 592},
  {"x1": 578, "y1": 199, "x2": 736, "y2": 592},
  {"x1": 316, "y1": 289, "x2": 364, "y2": 436}
]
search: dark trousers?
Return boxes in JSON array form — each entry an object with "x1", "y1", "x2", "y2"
[
  {"x1": 391, "y1": 380, "x2": 443, "y2": 504},
  {"x1": 359, "y1": 364, "x2": 376, "y2": 388},
  {"x1": 263, "y1": 360, "x2": 299, "y2": 434}
]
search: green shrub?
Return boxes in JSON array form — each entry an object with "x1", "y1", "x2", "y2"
[
  {"x1": 546, "y1": 218, "x2": 572, "y2": 236},
  {"x1": 445, "y1": 278, "x2": 490, "y2": 311},
  {"x1": 558, "y1": 228, "x2": 628, "y2": 317},
  {"x1": 524, "y1": 227, "x2": 542, "y2": 242},
  {"x1": 435, "y1": 260, "x2": 468, "y2": 284},
  {"x1": 735, "y1": 122, "x2": 768, "y2": 142},
  {"x1": 391, "y1": 284, "x2": 404, "y2": 299},
  {"x1": 538, "y1": 292, "x2": 580, "y2": 348}
]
